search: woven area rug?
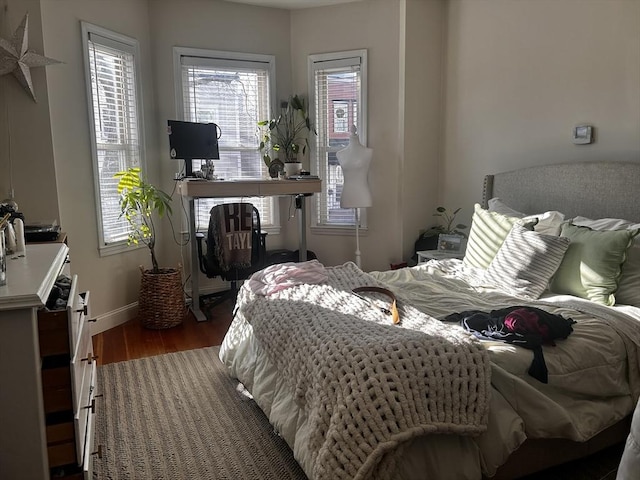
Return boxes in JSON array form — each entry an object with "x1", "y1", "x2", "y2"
[
  {"x1": 95, "y1": 347, "x2": 624, "y2": 480},
  {"x1": 94, "y1": 347, "x2": 307, "y2": 480}
]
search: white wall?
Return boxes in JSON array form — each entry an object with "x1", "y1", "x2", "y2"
[
  {"x1": 18, "y1": 0, "x2": 640, "y2": 328},
  {"x1": 41, "y1": 0, "x2": 156, "y2": 329},
  {"x1": 399, "y1": 0, "x2": 445, "y2": 262},
  {"x1": 290, "y1": 0, "x2": 445, "y2": 270},
  {"x1": 148, "y1": 0, "x2": 292, "y2": 293},
  {"x1": 442, "y1": 0, "x2": 640, "y2": 227},
  {"x1": 0, "y1": 0, "x2": 60, "y2": 223}
]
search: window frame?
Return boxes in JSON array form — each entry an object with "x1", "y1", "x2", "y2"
[
  {"x1": 172, "y1": 47, "x2": 280, "y2": 233},
  {"x1": 81, "y1": 22, "x2": 146, "y2": 256},
  {"x1": 308, "y1": 49, "x2": 368, "y2": 233}
]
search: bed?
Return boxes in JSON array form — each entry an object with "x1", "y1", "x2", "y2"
[{"x1": 219, "y1": 161, "x2": 640, "y2": 479}]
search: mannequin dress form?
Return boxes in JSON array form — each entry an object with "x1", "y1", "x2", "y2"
[{"x1": 336, "y1": 126, "x2": 372, "y2": 267}]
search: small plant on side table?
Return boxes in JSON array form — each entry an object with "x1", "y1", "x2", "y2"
[{"x1": 414, "y1": 206, "x2": 468, "y2": 257}]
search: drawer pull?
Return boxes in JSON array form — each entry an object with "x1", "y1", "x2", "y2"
[
  {"x1": 92, "y1": 444, "x2": 104, "y2": 459},
  {"x1": 76, "y1": 305, "x2": 88, "y2": 315},
  {"x1": 88, "y1": 317, "x2": 97, "y2": 323},
  {"x1": 83, "y1": 398, "x2": 96, "y2": 414},
  {"x1": 81, "y1": 354, "x2": 99, "y2": 364}
]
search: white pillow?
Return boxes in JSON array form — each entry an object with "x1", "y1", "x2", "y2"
[
  {"x1": 484, "y1": 223, "x2": 571, "y2": 299},
  {"x1": 488, "y1": 198, "x2": 565, "y2": 236},
  {"x1": 571, "y1": 216, "x2": 640, "y2": 307}
]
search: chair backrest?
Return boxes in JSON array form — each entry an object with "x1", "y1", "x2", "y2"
[{"x1": 202, "y1": 203, "x2": 265, "y2": 280}]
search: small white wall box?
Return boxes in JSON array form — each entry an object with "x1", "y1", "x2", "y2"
[{"x1": 572, "y1": 124, "x2": 594, "y2": 144}]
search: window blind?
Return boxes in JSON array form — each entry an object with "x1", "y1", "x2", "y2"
[
  {"x1": 310, "y1": 52, "x2": 366, "y2": 227},
  {"x1": 87, "y1": 31, "x2": 141, "y2": 246},
  {"x1": 179, "y1": 54, "x2": 274, "y2": 230}
]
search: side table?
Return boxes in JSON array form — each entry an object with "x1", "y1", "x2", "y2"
[{"x1": 417, "y1": 249, "x2": 465, "y2": 264}]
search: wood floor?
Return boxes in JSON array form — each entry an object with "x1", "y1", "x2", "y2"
[{"x1": 92, "y1": 300, "x2": 234, "y2": 366}]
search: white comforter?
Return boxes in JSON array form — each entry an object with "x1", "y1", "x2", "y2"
[
  {"x1": 370, "y1": 260, "x2": 640, "y2": 442},
  {"x1": 220, "y1": 260, "x2": 640, "y2": 479}
]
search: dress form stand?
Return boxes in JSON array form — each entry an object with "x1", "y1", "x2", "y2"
[
  {"x1": 336, "y1": 125, "x2": 372, "y2": 268},
  {"x1": 354, "y1": 207, "x2": 362, "y2": 268}
]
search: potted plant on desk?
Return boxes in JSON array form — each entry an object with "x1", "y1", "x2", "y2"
[
  {"x1": 258, "y1": 94, "x2": 316, "y2": 178},
  {"x1": 115, "y1": 167, "x2": 186, "y2": 329}
]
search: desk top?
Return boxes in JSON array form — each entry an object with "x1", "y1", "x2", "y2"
[{"x1": 178, "y1": 177, "x2": 322, "y2": 198}]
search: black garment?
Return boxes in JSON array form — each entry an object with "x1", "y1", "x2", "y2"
[{"x1": 443, "y1": 306, "x2": 575, "y2": 383}]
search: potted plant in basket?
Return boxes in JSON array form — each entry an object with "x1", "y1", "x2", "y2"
[
  {"x1": 258, "y1": 94, "x2": 316, "y2": 178},
  {"x1": 115, "y1": 167, "x2": 186, "y2": 329}
]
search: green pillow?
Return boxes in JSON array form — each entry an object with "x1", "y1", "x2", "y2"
[
  {"x1": 463, "y1": 203, "x2": 525, "y2": 269},
  {"x1": 550, "y1": 223, "x2": 638, "y2": 305}
]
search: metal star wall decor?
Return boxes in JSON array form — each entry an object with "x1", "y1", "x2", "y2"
[{"x1": 0, "y1": 12, "x2": 61, "y2": 102}]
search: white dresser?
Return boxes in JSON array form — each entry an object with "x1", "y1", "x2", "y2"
[{"x1": 0, "y1": 243, "x2": 98, "y2": 479}]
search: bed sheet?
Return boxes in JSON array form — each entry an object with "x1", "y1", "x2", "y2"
[{"x1": 370, "y1": 259, "x2": 640, "y2": 441}]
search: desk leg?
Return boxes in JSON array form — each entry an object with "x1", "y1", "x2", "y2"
[
  {"x1": 189, "y1": 197, "x2": 207, "y2": 322},
  {"x1": 297, "y1": 194, "x2": 307, "y2": 262}
]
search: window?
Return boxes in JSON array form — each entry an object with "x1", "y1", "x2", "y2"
[
  {"x1": 309, "y1": 50, "x2": 367, "y2": 228},
  {"x1": 82, "y1": 23, "x2": 144, "y2": 254},
  {"x1": 174, "y1": 48, "x2": 277, "y2": 231}
]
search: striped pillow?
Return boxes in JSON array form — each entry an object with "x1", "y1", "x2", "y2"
[
  {"x1": 484, "y1": 223, "x2": 570, "y2": 299},
  {"x1": 463, "y1": 203, "x2": 524, "y2": 269}
]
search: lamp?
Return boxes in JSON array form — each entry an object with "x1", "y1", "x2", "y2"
[{"x1": 336, "y1": 125, "x2": 372, "y2": 268}]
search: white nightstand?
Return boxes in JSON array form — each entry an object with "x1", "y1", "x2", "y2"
[{"x1": 417, "y1": 249, "x2": 465, "y2": 264}]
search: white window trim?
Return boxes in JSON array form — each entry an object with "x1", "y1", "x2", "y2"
[
  {"x1": 308, "y1": 49, "x2": 368, "y2": 235},
  {"x1": 171, "y1": 47, "x2": 281, "y2": 234},
  {"x1": 81, "y1": 22, "x2": 146, "y2": 257}
]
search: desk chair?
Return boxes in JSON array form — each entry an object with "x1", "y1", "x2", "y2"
[{"x1": 196, "y1": 203, "x2": 266, "y2": 308}]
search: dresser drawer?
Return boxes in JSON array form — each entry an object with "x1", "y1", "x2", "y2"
[
  {"x1": 47, "y1": 440, "x2": 77, "y2": 469},
  {"x1": 71, "y1": 315, "x2": 94, "y2": 411},
  {"x1": 82, "y1": 377, "x2": 98, "y2": 480},
  {"x1": 75, "y1": 361, "x2": 96, "y2": 465},
  {"x1": 38, "y1": 275, "x2": 82, "y2": 357}
]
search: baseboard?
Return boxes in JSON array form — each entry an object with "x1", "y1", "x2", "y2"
[
  {"x1": 90, "y1": 302, "x2": 138, "y2": 336},
  {"x1": 90, "y1": 284, "x2": 230, "y2": 334}
]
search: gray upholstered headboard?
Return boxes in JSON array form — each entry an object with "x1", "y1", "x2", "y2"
[{"x1": 482, "y1": 162, "x2": 640, "y2": 223}]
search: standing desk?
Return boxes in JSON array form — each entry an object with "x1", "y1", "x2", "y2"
[{"x1": 178, "y1": 178, "x2": 322, "y2": 321}]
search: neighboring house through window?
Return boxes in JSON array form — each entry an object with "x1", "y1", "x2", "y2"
[
  {"x1": 82, "y1": 22, "x2": 144, "y2": 255},
  {"x1": 309, "y1": 50, "x2": 367, "y2": 229},
  {"x1": 173, "y1": 48, "x2": 277, "y2": 231}
]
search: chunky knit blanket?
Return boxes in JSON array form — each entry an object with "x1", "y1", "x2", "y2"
[{"x1": 238, "y1": 262, "x2": 491, "y2": 480}]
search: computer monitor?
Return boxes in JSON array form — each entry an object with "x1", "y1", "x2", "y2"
[{"x1": 167, "y1": 120, "x2": 220, "y2": 177}]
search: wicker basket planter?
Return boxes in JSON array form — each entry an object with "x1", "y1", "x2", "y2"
[{"x1": 138, "y1": 266, "x2": 186, "y2": 329}]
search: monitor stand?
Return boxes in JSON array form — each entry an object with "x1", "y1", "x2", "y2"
[{"x1": 184, "y1": 158, "x2": 193, "y2": 178}]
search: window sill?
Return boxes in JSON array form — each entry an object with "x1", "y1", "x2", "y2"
[
  {"x1": 99, "y1": 241, "x2": 145, "y2": 257},
  {"x1": 310, "y1": 225, "x2": 369, "y2": 236}
]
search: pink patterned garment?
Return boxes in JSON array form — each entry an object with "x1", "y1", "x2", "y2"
[{"x1": 246, "y1": 259, "x2": 328, "y2": 295}]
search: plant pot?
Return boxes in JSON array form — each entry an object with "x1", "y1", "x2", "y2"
[
  {"x1": 284, "y1": 162, "x2": 302, "y2": 178},
  {"x1": 138, "y1": 266, "x2": 186, "y2": 329}
]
